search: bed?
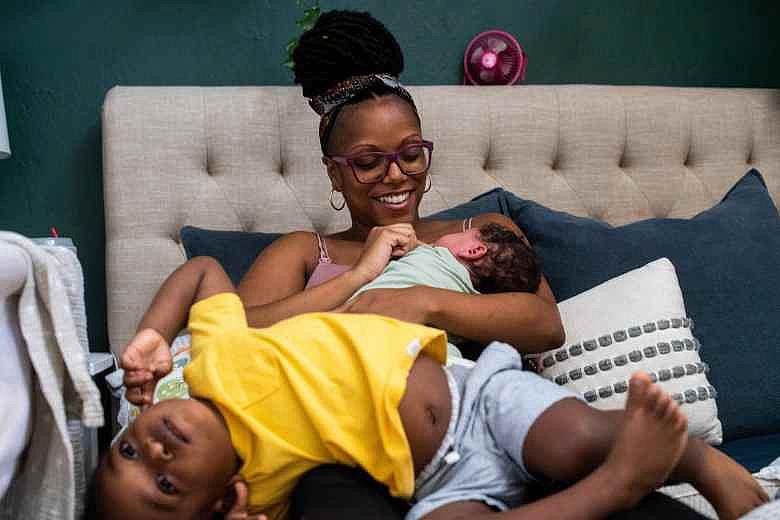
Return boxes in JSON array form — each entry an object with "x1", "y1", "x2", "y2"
[{"x1": 102, "y1": 84, "x2": 780, "y2": 516}]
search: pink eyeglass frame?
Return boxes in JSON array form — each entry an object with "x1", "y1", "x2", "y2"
[{"x1": 324, "y1": 140, "x2": 434, "y2": 184}]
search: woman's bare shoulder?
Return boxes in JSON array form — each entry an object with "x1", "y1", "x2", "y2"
[
  {"x1": 237, "y1": 230, "x2": 316, "y2": 295},
  {"x1": 275, "y1": 230, "x2": 318, "y2": 248},
  {"x1": 246, "y1": 230, "x2": 315, "y2": 261}
]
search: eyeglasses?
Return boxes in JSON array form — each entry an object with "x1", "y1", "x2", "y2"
[{"x1": 325, "y1": 140, "x2": 434, "y2": 184}]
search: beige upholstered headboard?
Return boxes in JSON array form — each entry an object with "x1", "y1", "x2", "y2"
[{"x1": 102, "y1": 85, "x2": 780, "y2": 356}]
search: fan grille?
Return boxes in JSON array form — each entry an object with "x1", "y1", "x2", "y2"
[{"x1": 464, "y1": 30, "x2": 526, "y2": 85}]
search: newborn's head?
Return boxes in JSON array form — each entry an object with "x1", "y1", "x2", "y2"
[
  {"x1": 88, "y1": 398, "x2": 243, "y2": 519},
  {"x1": 433, "y1": 223, "x2": 541, "y2": 294}
]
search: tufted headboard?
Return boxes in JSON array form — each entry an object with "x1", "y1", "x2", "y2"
[{"x1": 102, "y1": 85, "x2": 780, "y2": 356}]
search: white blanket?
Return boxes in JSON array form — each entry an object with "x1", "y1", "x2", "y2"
[{"x1": 0, "y1": 232, "x2": 102, "y2": 520}]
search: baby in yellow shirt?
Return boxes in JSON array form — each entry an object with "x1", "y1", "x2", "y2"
[{"x1": 88, "y1": 257, "x2": 766, "y2": 520}]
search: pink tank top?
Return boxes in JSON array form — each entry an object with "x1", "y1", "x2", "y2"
[
  {"x1": 304, "y1": 233, "x2": 351, "y2": 289},
  {"x1": 303, "y1": 219, "x2": 472, "y2": 289}
]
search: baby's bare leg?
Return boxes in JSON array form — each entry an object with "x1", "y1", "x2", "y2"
[
  {"x1": 424, "y1": 373, "x2": 689, "y2": 519},
  {"x1": 523, "y1": 375, "x2": 769, "y2": 520}
]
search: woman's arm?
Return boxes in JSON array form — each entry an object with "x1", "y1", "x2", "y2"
[
  {"x1": 238, "y1": 232, "x2": 365, "y2": 328},
  {"x1": 428, "y1": 286, "x2": 563, "y2": 351},
  {"x1": 238, "y1": 226, "x2": 419, "y2": 328},
  {"x1": 342, "y1": 285, "x2": 563, "y2": 352},
  {"x1": 342, "y1": 213, "x2": 565, "y2": 353}
]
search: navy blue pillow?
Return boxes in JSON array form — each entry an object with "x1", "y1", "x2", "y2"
[
  {"x1": 493, "y1": 169, "x2": 779, "y2": 442},
  {"x1": 426, "y1": 189, "x2": 510, "y2": 220},
  {"x1": 179, "y1": 226, "x2": 282, "y2": 286}
]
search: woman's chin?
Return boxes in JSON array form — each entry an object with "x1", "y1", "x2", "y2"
[{"x1": 371, "y1": 191, "x2": 419, "y2": 221}]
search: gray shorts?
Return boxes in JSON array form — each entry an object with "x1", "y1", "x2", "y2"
[{"x1": 406, "y1": 342, "x2": 579, "y2": 520}]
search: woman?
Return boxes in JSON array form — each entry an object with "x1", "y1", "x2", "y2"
[
  {"x1": 237, "y1": 10, "x2": 718, "y2": 520},
  {"x1": 238, "y1": 10, "x2": 563, "y2": 353}
]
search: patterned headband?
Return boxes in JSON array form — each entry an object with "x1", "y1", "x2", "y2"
[
  {"x1": 312, "y1": 73, "x2": 418, "y2": 154},
  {"x1": 308, "y1": 73, "x2": 415, "y2": 116}
]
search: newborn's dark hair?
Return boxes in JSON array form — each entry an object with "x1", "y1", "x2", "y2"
[
  {"x1": 470, "y1": 223, "x2": 542, "y2": 295},
  {"x1": 293, "y1": 10, "x2": 405, "y2": 98}
]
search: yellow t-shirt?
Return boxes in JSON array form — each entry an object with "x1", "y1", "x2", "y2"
[{"x1": 183, "y1": 293, "x2": 447, "y2": 519}]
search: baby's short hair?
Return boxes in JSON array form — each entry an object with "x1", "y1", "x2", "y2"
[{"x1": 469, "y1": 223, "x2": 541, "y2": 294}]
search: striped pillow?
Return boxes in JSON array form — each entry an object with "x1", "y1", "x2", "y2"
[{"x1": 539, "y1": 258, "x2": 722, "y2": 444}]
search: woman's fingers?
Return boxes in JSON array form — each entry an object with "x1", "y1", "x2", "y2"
[
  {"x1": 354, "y1": 224, "x2": 421, "y2": 282},
  {"x1": 390, "y1": 232, "x2": 420, "y2": 257},
  {"x1": 370, "y1": 224, "x2": 417, "y2": 245}
]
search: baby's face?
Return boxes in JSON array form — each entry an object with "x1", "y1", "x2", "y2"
[
  {"x1": 96, "y1": 398, "x2": 238, "y2": 519},
  {"x1": 433, "y1": 228, "x2": 486, "y2": 260}
]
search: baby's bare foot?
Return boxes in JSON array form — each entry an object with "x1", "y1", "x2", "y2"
[{"x1": 604, "y1": 372, "x2": 688, "y2": 508}]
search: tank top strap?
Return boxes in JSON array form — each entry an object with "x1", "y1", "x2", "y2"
[
  {"x1": 462, "y1": 217, "x2": 473, "y2": 232},
  {"x1": 314, "y1": 232, "x2": 332, "y2": 264}
]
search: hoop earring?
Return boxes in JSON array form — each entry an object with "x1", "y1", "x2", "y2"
[
  {"x1": 329, "y1": 189, "x2": 346, "y2": 211},
  {"x1": 424, "y1": 174, "x2": 432, "y2": 193}
]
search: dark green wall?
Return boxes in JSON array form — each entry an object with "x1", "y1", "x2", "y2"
[{"x1": 0, "y1": 1, "x2": 777, "y2": 353}]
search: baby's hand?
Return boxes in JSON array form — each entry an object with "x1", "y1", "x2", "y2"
[{"x1": 121, "y1": 328, "x2": 172, "y2": 406}]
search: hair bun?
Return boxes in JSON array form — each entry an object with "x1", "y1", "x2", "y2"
[{"x1": 293, "y1": 10, "x2": 404, "y2": 98}]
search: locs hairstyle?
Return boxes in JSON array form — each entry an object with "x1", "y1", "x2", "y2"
[{"x1": 292, "y1": 10, "x2": 419, "y2": 153}]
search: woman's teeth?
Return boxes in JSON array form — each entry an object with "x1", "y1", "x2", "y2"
[{"x1": 377, "y1": 192, "x2": 410, "y2": 205}]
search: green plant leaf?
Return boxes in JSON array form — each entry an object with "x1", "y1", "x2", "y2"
[
  {"x1": 285, "y1": 0, "x2": 320, "y2": 73},
  {"x1": 296, "y1": 4, "x2": 320, "y2": 29}
]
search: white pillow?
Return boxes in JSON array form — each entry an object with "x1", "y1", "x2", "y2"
[{"x1": 539, "y1": 258, "x2": 723, "y2": 444}]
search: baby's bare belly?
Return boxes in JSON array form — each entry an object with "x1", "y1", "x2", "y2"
[{"x1": 398, "y1": 354, "x2": 452, "y2": 476}]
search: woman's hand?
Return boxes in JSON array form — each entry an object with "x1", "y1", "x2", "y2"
[
  {"x1": 337, "y1": 286, "x2": 430, "y2": 324},
  {"x1": 121, "y1": 328, "x2": 173, "y2": 406},
  {"x1": 351, "y1": 224, "x2": 420, "y2": 284}
]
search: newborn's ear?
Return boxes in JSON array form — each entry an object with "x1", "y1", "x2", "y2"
[
  {"x1": 214, "y1": 476, "x2": 267, "y2": 519},
  {"x1": 458, "y1": 242, "x2": 488, "y2": 261}
]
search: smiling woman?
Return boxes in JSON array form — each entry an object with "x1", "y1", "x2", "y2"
[
  {"x1": 234, "y1": 9, "x2": 565, "y2": 520},
  {"x1": 238, "y1": 9, "x2": 563, "y2": 349}
]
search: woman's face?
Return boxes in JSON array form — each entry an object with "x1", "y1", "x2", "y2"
[{"x1": 326, "y1": 95, "x2": 427, "y2": 231}]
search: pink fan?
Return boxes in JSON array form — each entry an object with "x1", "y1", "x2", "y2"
[{"x1": 464, "y1": 30, "x2": 527, "y2": 85}]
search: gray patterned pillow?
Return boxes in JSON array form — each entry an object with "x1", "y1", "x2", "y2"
[{"x1": 539, "y1": 258, "x2": 723, "y2": 444}]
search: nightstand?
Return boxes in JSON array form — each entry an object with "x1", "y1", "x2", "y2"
[{"x1": 87, "y1": 352, "x2": 116, "y2": 475}]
